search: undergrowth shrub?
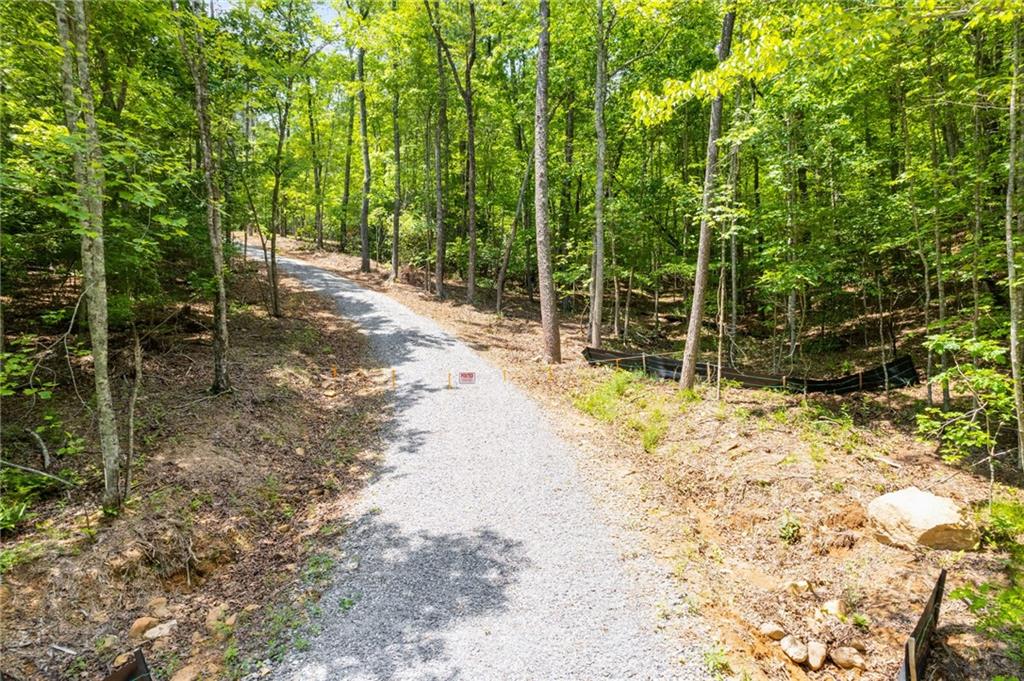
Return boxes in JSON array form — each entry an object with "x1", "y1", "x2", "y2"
[
  {"x1": 0, "y1": 467, "x2": 75, "y2": 533},
  {"x1": 953, "y1": 499, "x2": 1024, "y2": 664}
]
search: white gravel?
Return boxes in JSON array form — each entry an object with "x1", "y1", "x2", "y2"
[{"x1": 250, "y1": 249, "x2": 712, "y2": 680}]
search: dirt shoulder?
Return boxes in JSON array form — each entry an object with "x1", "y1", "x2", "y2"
[
  {"x1": 270, "y1": 238, "x2": 1022, "y2": 680},
  {"x1": 1, "y1": 263, "x2": 389, "y2": 680}
]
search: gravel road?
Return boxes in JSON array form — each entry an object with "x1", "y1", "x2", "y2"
[{"x1": 251, "y1": 249, "x2": 711, "y2": 680}]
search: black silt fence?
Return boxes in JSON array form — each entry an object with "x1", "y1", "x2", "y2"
[
  {"x1": 582, "y1": 348, "x2": 920, "y2": 395},
  {"x1": 898, "y1": 570, "x2": 947, "y2": 681}
]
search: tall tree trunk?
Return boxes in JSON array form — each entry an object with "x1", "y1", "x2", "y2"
[
  {"x1": 430, "y1": 2, "x2": 448, "y2": 298},
  {"x1": 55, "y1": 0, "x2": 122, "y2": 509},
  {"x1": 178, "y1": 0, "x2": 230, "y2": 394},
  {"x1": 426, "y1": 0, "x2": 477, "y2": 302},
  {"x1": 464, "y1": 4, "x2": 477, "y2": 302},
  {"x1": 269, "y1": 93, "x2": 290, "y2": 318},
  {"x1": 1005, "y1": 22, "x2": 1024, "y2": 470},
  {"x1": 339, "y1": 93, "x2": 355, "y2": 250},
  {"x1": 679, "y1": 10, "x2": 735, "y2": 389},
  {"x1": 534, "y1": 0, "x2": 560, "y2": 363},
  {"x1": 590, "y1": 0, "x2": 608, "y2": 348},
  {"x1": 390, "y1": 44, "x2": 401, "y2": 281},
  {"x1": 357, "y1": 46, "x2": 371, "y2": 273}
]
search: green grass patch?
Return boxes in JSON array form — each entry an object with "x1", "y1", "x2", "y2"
[{"x1": 574, "y1": 370, "x2": 637, "y2": 422}]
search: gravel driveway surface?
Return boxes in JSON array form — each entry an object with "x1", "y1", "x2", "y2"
[{"x1": 249, "y1": 249, "x2": 710, "y2": 680}]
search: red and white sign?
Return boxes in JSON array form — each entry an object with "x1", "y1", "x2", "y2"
[{"x1": 458, "y1": 371, "x2": 477, "y2": 385}]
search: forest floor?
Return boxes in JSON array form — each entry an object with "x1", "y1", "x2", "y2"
[
  {"x1": 270, "y1": 236, "x2": 1024, "y2": 681},
  {"x1": 1, "y1": 264, "x2": 390, "y2": 680}
]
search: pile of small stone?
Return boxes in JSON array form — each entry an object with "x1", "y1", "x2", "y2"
[
  {"x1": 759, "y1": 620, "x2": 867, "y2": 671},
  {"x1": 757, "y1": 580, "x2": 869, "y2": 672}
]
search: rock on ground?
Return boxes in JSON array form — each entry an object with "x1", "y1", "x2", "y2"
[
  {"x1": 807, "y1": 640, "x2": 827, "y2": 671},
  {"x1": 830, "y1": 646, "x2": 867, "y2": 669},
  {"x1": 867, "y1": 486, "x2": 978, "y2": 551},
  {"x1": 780, "y1": 635, "x2": 808, "y2": 664}
]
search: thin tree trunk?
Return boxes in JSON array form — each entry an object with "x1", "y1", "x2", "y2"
[
  {"x1": 927, "y1": 54, "x2": 950, "y2": 409},
  {"x1": 972, "y1": 31, "x2": 983, "y2": 342},
  {"x1": 1005, "y1": 22, "x2": 1024, "y2": 470},
  {"x1": 339, "y1": 93, "x2": 355, "y2": 250},
  {"x1": 534, "y1": 0, "x2": 560, "y2": 363},
  {"x1": 306, "y1": 78, "x2": 324, "y2": 249},
  {"x1": 357, "y1": 46, "x2": 371, "y2": 273},
  {"x1": 590, "y1": 0, "x2": 608, "y2": 348},
  {"x1": 425, "y1": 0, "x2": 477, "y2": 302},
  {"x1": 464, "y1": 4, "x2": 477, "y2": 302},
  {"x1": 679, "y1": 10, "x2": 735, "y2": 389},
  {"x1": 390, "y1": 43, "x2": 401, "y2": 281},
  {"x1": 178, "y1": 0, "x2": 230, "y2": 393},
  {"x1": 785, "y1": 117, "x2": 798, "y2": 362},
  {"x1": 123, "y1": 325, "x2": 142, "y2": 501},
  {"x1": 430, "y1": 2, "x2": 448, "y2": 298},
  {"x1": 612, "y1": 236, "x2": 620, "y2": 338},
  {"x1": 900, "y1": 88, "x2": 933, "y2": 404},
  {"x1": 56, "y1": 0, "x2": 122, "y2": 510},
  {"x1": 560, "y1": 92, "x2": 575, "y2": 251},
  {"x1": 716, "y1": 237, "x2": 726, "y2": 400},
  {"x1": 727, "y1": 87, "x2": 741, "y2": 366},
  {"x1": 269, "y1": 96, "x2": 288, "y2": 318},
  {"x1": 423, "y1": 104, "x2": 433, "y2": 289},
  {"x1": 624, "y1": 268, "x2": 633, "y2": 339},
  {"x1": 496, "y1": 149, "x2": 533, "y2": 314}
]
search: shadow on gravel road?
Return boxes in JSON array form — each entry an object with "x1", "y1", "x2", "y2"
[{"x1": 288, "y1": 515, "x2": 529, "y2": 681}]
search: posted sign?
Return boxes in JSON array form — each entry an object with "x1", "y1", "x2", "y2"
[{"x1": 458, "y1": 371, "x2": 477, "y2": 385}]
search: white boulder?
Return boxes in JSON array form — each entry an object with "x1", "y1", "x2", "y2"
[{"x1": 867, "y1": 487, "x2": 978, "y2": 551}]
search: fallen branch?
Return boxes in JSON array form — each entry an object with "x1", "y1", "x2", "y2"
[
  {"x1": 27, "y1": 429, "x2": 51, "y2": 470},
  {"x1": 0, "y1": 459, "x2": 77, "y2": 486}
]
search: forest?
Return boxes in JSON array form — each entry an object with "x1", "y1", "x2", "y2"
[{"x1": 3, "y1": 0, "x2": 1024, "y2": 679}]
